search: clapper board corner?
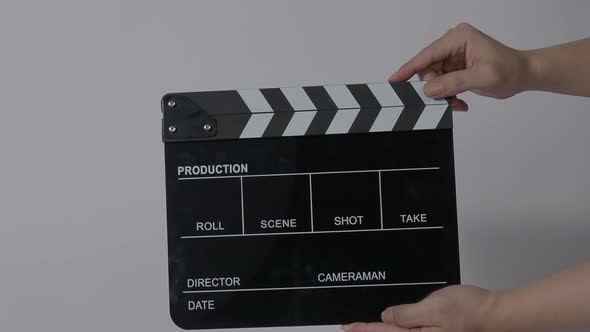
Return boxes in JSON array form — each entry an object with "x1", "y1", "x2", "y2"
[
  {"x1": 161, "y1": 93, "x2": 219, "y2": 143},
  {"x1": 437, "y1": 101, "x2": 454, "y2": 129},
  {"x1": 169, "y1": 309, "x2": 191, "y2": 331}
]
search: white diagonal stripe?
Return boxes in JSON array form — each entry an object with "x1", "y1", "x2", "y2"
[
  {"x1": 414, "y1": 104, "x2": 448, "y2": 130},
  {"x1": 240, "y1": 113, "x2": 274, "y2": 138},
  {"x1": 324, "y1": 85, "x2": 360, "y2": 109},
  {"x1": 237, "y1": 89, "x2": 273, "y2": 113},
  {"x1": 283, "y1": 111, "x2": 317, "y2": 136},
  {"x1": 326, "y1": 109, "x2": 360, "y2": 134},
  {"x1": 368, "y1": 83, "x2": 403, "y2": 107},
  {"x1": 370, "y1": 107, "x2": 403, "y2": 132},
  {"x1": 281, "y1": 87, "x2": 316, "y2": 111},
  {"x1": 410, "y1": 81, "x2": 448, "y2": 105}
]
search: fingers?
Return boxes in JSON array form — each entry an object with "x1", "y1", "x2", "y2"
[
  {"x1": 342, "y1": 322, "x2": 443, "y2": 332},
  {"x1": 341, "y1": 322, "x2": 407, "y2": 332},
  {"x1": 423, "y1": 68, "x2": 481, "y2": 98},
  {"x1": 450, "y1": 97, "x2": 468, "y2": 112},
  {"x1": 381, "y1": 295, "x2": 443, "y2": 328},
  {"x1": 389, "y1": 27, "x2": 468, "y2": 82},
  {"x1": 418, "y1": 69, "x2": 440, "y2": 81}
]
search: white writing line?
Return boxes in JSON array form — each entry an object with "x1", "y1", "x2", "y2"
[
  {"x1": 309, "y1": 174, "x2": 314, "y2": 232},
  {"x1": 240, "y1": 176, "x2": 245, "y2": 235},
  {"x1": 180, "y1": 226, "x2": 444, "y2": 239},
  {"x1": 378, "y1": 170, "x2": 384, "y2": 230},
  {"x1": 182, "y1": 281, "x2": 447, "y2": 294},
  {"x1": 177, "y1": 167, "x2": 440, "y2": 181}
]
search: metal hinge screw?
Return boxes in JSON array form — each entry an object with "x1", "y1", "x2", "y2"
[
  {"x1": 203, "y1": 124, "x2": 212, "y2": 132},
  {"x1": 167, "y1": 100, "x2": 176, "y2": 108},
  {"x1": 168, "y1": 126, "x2": 177, "y2": 133}
]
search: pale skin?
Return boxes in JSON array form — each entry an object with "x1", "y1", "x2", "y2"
[{"x1": 341, "y1": 23, "x2": 590, "y2": 332}]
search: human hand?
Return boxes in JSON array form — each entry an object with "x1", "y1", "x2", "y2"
[
  {"x1": 341, "y1": 285, "x2": 499, "y2": 332},
  {"x1": 390, "y1": 23, "x2": 530, "y2": 111}
]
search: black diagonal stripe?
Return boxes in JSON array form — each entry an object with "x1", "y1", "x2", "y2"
[
  {"x1": 258, "y1": 88, "x2": 295, "y2": 137},
  {"x1": 346, "y1": 84, "x2": 381, "y2": 108},
  {"x1": 260, "y1": 88, "x2": 294, "y2": 112},
  {"x1": 303, "y1": 86, "x2": 338, "y2": 110},
  {"x1": 349, "y1": 108, "x2": 380, "y2": 133},
  {"x1": 305, "y1": 109, "x2": 336, "y2": 135},
  {"x1": 391, "y1": 82, "x2": 425, "y2": 131},
  {"x1": 303, "y1": 86, "x2": 337, "y2": 135},
  {"x1": 347, "y1": 84, "x2": 382, "y2": 133},
  {"x1": 436, "y1": 105, "x2": 453, "y2": 129},
  {"x1": 263, "y1": 112, "x2": 294, "y2": 137}
]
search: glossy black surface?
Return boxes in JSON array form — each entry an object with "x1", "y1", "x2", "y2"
[{"x1": 164, "y1": 130, "x2": 460, "y2": 329}]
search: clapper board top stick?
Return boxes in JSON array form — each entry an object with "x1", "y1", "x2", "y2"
[{"x1": 161, "y1": 81, "x2": 460, "y2": 330}]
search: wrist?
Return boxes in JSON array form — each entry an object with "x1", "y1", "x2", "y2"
[
  {"x1": 478, "y1": 290, "x2": 507, "y2": 332},
  {"x1": 518, "y1": 49, "x2": 549, "y2": 93}
]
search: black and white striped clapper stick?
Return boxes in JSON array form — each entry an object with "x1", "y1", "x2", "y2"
[{"x1": 161, "y1": 81, "x2": 452, "y2": 141}]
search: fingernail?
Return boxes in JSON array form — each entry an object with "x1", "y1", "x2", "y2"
[
  {"x1": 341, "y1": 324, "x2": 352, "y2": 332},
  {"x1": 381, "y1": 308, "x2": 391, "y2": 321},
  {"x1": 424, "y1": 81, "x2": 443, "y2": 97}
]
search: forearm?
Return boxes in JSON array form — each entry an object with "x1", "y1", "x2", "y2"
[
  {"x1": 484, "y1": 261, "x2": 590, "y2": 332},
  {"x1": 521, "y1": 38, "x2": 590, "y2": 96}
]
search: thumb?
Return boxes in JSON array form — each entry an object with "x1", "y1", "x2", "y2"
[
  {"x1": 423, "y1": 68, "x2": 481, "y2": 98},
  {"x1": 381, "y1": 296, "x2": 443, "y2": 328}
]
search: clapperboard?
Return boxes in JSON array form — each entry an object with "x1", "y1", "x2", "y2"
[{"x1": 161, "y1": 81, "x2": 460, "y2": 329}]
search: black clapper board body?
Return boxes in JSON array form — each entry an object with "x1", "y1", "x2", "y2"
[{"x1": 161, "y1": 81, "x2": 460, "y2": 330}]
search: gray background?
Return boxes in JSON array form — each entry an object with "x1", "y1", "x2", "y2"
[{"x1": 1, "y1": 1, "x2": 589, "y2": 331}]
